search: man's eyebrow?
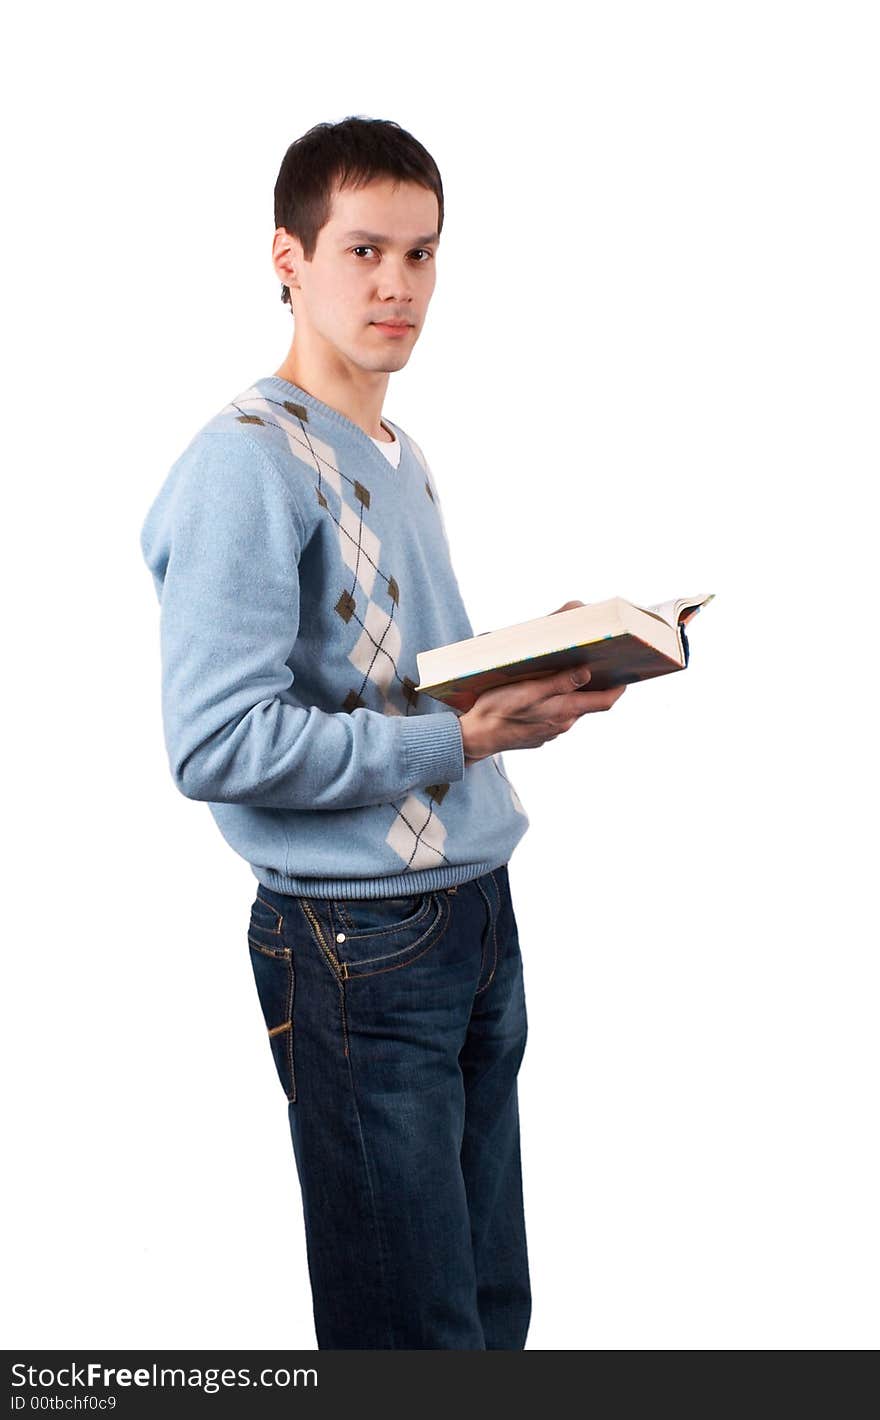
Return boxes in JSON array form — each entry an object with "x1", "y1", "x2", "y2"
[{"x1": 341, "y1": 230, "x2": 440, "y2": 245}]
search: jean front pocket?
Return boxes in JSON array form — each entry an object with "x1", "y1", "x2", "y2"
[
  {"x1": 246, "y1": 892, "x2": 296, "y2": 1102},
  {"x1": 326, "y1": 891, "x2": 451, "y2": 979}
]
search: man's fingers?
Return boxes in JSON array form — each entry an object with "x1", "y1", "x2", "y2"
[
  {"x1": 549, "y1": 599, "x2": 587, "y2": 615},
  {"x1": 508, "y1": 661, "x2": 592, "y2": 707},
  {"x1": 559, "y1": 662, "x2": 592, "y2": 690},
  {"x1": 488, "y1": 660, "x2": 620, "y2": 715},
  {"x1": 558, "y1": 684, "x2": 627, "y2": 715},
  {"x1": 556, "y1": 661, "x2": 590, "y2": 690}
]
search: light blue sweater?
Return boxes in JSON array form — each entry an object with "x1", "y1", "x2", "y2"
[{"x1": 140, "y1": 376, "x2": 530, "y2": 898}]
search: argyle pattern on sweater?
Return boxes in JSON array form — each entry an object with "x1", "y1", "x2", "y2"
[{"x1": 140, "y1": 375, "x2": 529, "y2": 898}]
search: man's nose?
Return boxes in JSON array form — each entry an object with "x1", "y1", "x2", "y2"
[{"x1": 376, "y1": 260, "x2": 414, "y2": 302}]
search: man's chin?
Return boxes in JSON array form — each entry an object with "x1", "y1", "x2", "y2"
[{"x1": 359, "y1": 351, "x2": 412, "y2": 374}]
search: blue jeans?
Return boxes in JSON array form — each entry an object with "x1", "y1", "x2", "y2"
[{"x1": 246, "y1": 864, "x2": 531, "y2": 1349}]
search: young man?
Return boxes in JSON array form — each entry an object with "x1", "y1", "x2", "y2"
[{"x1": 140, "y1": 116, "x2": 625, "y2": 1350}]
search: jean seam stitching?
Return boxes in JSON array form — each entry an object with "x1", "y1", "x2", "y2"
[
  {"x1": 248, "y1": 937, "x2": 291, "y2": 959},
  {"x1": 285, "y1": 954, "x2": 296, "y2": 1101},
  {"x1": 473, "y1": 876, "x2": 500, "y2": 996}
]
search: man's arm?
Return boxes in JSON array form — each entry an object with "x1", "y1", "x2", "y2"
[{"x1": 142, "y1": 431, "x2": 465, "y2": 810}]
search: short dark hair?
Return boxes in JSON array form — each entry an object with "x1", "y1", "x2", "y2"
[{"x1": 273, "y1": 115, "x2": 445, "y2": 306}]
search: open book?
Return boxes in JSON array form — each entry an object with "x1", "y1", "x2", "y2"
[{"x1": 415, "y1": 593, "x2": 716, "y2": 709}]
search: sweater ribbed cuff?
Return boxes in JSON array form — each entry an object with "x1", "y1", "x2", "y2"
[{"x1": 400, "y1": 710, "x2": 465, "y2": 786}]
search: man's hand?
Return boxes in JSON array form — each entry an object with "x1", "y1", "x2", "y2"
[
  {"x1": 442, "y1": 600, "x2": 590, "y2": 717},
  {"x1": 459, "y1": 598, "x2": 626, "y2": 764},
  {"x1": 459, "y1": 663, "x2": 626, "y2": 764}
]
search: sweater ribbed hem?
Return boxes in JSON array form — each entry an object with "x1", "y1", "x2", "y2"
[
  {"x1": 399, "y1": 709, "x2": 465, "y2": 785},
  {"x1": 255, "y1": 858, "x2": 507, "y2": 900}
]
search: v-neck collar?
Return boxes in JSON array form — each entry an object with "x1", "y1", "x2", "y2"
[{"x1": 258, "y1": 375, "x2": 403, "y2": 475}]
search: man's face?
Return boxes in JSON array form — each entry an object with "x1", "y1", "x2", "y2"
[{"x1": 281, "y1": 177, "x2": 440, "y2": 374}]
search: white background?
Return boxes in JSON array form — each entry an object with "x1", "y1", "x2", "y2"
[{"x1": 3, "y1": 0, "x2": 877, "y2": 1350}]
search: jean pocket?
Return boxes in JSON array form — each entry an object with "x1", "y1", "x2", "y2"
[
  {"x1": 247, "y1": 893, "x2": 285, "y2": 950},
  {"x1": 246, "y1": 900, "x2": 295, "y2": 1103},
  {"x1": 327, "y1": 891, "x2": 451, "y2": 978},
  {"x1": 333, "y1": 893, "x2": 431, "y2": 936}
]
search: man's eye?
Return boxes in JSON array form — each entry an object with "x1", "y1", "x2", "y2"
[{"x1": 351, "y1": 247, "x2": 434, "y2": 260}]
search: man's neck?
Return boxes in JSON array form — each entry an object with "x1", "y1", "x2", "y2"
[{"x1": 273, "y1": 353, "x2": 391, "y2": 442}]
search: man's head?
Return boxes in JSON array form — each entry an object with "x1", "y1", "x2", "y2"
[{"x1": 272, "y1": 116, "x2": 444, "y2": 377}]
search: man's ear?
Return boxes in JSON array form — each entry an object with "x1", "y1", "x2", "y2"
[{"x1": 272, "y1": 227, "x2": 301, "y2": 290}]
